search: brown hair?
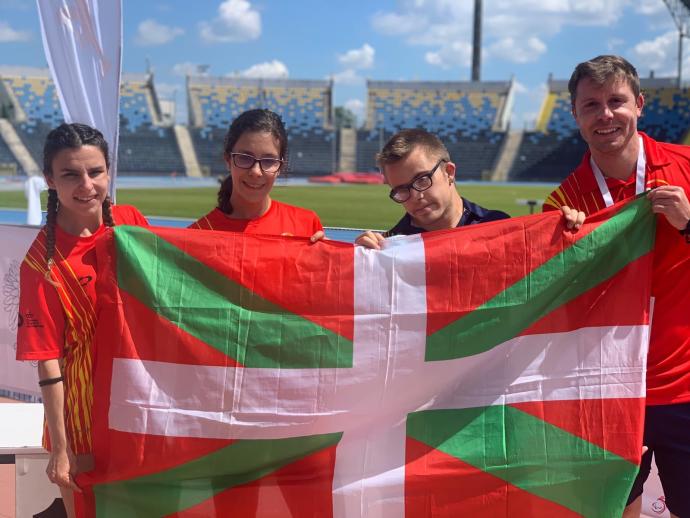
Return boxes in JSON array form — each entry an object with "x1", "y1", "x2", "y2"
[
  {"x1": 217, "y1": 109, "x2": 288, "y2": 214},
  {"x1": 376, "y1": 128, "x2": 451, "y2": 172},
  {"x1": 568, "y1": 55, "x2": 640, "y2": 107},
  {"x1": 43, "y1": 123, "x2": 114, "y2": 277}
]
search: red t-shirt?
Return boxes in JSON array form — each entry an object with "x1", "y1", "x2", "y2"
[
  {"x1": 190, "y1": 200, "x2": 323, "y2": 237},
  {"x1": 16, "y1": 204, "x2": 147, "y2": 452},
  {"x1": 544, "y1": 132, "x2": 690, "y2": 405}
]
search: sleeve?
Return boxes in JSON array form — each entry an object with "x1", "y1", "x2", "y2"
[
  {"x1": 542, "y1": 189, "x2": 562, "y2": 212},
  {"x1": 16, "y1": 260, "x2": 65, "y2": 361},
  {"x1": 113, "y1": 205, "x2": 149, "y2": 226},
  {"x1": 311, "y1": 211, "x2": 324, "y2": 234}
]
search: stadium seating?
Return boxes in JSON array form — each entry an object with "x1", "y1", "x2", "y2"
[
  {"x1": 0, "y1": 133, "x2": 20, "y2": 174},
  {"x1": 188, "y1": 77, "x2": 335, "y2": 176},
  {"x1": 0, "y1": 68, "x2": 185, "y2": 176},
  {"x1": 640, "y1": 85, "x2": 690, "y2": 143},
  {"x1": 117, "y1": 75, "x2": 184, "y2": 175},
  {"x1": 357, "y1": 80, "x2": 511, "y2": 179},
  {"x1": 509, "y1": 77, "x2": 690, "y2": 182}
]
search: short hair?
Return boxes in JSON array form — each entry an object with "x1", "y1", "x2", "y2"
[
  {"x1": 376, "y1": 128, "x2": 450, "y2": 171},
  {"x1": 568, "y1": 55, "x2": 640, "y2": 107}
]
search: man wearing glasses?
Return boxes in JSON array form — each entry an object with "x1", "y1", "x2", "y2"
[{"x1": 355, "y1": 128, "x2": 510, "y2": 249}]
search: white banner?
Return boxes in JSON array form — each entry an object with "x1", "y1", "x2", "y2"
[
  {"x1": 0, "y1": 224, "x2": 41, "y2": 400},
  {"x1": 36, "y1": 0, "x2": 122, "y2": 201}
]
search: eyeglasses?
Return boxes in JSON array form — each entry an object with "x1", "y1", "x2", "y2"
[
  {"x1": 388, "y1": 159, "x2": 446, "y2": 203},
  {"x1": 230, "y1": 152, "x2": 283, "y2": 174}
]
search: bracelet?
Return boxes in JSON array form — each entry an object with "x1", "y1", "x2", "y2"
[{"x1": 38, "y1": 376, "x2": 64, "y2": 387}]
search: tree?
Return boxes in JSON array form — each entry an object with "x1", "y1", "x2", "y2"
[{"x1": 334, "y1": 106, "x2": 357, "y2": 129}]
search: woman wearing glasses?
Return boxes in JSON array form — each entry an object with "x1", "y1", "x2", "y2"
[{"x1": 191, "y1": 108, "x2": 323, "y2": 240}]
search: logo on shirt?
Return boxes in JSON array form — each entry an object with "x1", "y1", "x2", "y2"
[
  {"x1": 22, "y1": 311, "x2": 43, "y2": 329},
  {"x1": 651, "y1": 496, "x2": 667, "y2": 514},
  {"x1": 79, "y1": 275, "x2": 93, "y2": 287}
]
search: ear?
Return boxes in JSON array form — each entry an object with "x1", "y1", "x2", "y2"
[
  {"x1": 223, "y1": 154, "x2": 232, "y2": 171},
  {"x1": 444, "y1": 161, "x2": 457, "y2": 183},
  {"x1": 45, "y1": 175, "x2": 55, "y2": 190},
  {"x1": 636, "y1": 93, "x2": 644, "y2": 116}
]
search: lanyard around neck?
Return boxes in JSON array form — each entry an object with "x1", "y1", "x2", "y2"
[{"x1": 590, "y1": 136, "x2": 646, "y2": 208}]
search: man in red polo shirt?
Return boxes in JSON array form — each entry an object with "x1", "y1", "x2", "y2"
[{"x1": 544, "y1": 55, "x2": 690, "y2": 518}]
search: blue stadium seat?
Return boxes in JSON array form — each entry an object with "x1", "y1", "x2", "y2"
[
  {"x1": 509, "y1": 77, "x2": 690, "y2": 182},
  {"x1": 357, "y1": 80, "x2": 511, "y2": 179},
  {"x1": 0, "y1": 70, "x2": 185, "y2": 176},
  {"x1": 187, "y1": 77, "x2": 335, "y2": 175}
]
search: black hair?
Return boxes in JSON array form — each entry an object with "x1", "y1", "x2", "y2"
[
  {"x1": 43, "y1": 123, "x2": 114, "y2": 275},
  {"x1": 217, "y1": 109, "x2": 288, "y2": 214}
]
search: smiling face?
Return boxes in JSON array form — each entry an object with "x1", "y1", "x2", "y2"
[
  {"x1": 572, "y1": 76, "x2": 643, "y2": 158},
  {"x1": 383, "y1": 145, "x2": 460, "y2": 231},
  {"x1": 45, "y1": 145, "x2": 109, "y2": 231},
  {"x1": 225, "y1": 131, "x2": 282, "y2": 213}
]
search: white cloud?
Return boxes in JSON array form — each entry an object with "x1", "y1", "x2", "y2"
[
  {"x1": 510, "y1": 82, "x2": 548, "y2": 129},
  {"x1": 172, "y1": 62, "x2": 202, "y2": 77},
  {"x1": 230, "y1": 60, "x2": 289, "y2": 79},
  {"x1": 0, "y1": 21, "x2": 30, "y2": 42},
  {"x1": 513, "y1": 80, "x2": 529, "y2": 94},
  {"x1": 630, "y1": 30, "x2": 690, "y2": 82},
  {"x1": 425, "y1": 41, "x2": 472, "y2": 69},
  {"x1": 630, "y1": 30, "x2": 679, "y2": 76},
  {"x1": 487, "y1": 36, "x2": 546, "y2": 64},
  {"x1": 345, "y1": 98, "x2": 364, "y2": 115},
  {"x1": 199, "y1": 0, "x2": 261, "y2": 43},
  {"x1": 332, "y1": 68, "x2": 363, "y2": 85},
  {"x1": 634, "y1": 0, "x2": 667, "y2": 15},
  {"x1": 371, "y1": 11, "x2": 422, "y2": 35},
  {"x1": 344, "y1": 98, "x2": 365, "y2": 125},
  {"x1": 154, "y1": 82, "x2": 179, "y2": 98},
  {"x1": 338, "y1": 43, "x2": 375, "y2": 69},
  {"x1": 135, "y1": 19, "x2": 184, "y2": 46},
  {"x1": 372, "y1": 0, "x2": 636, "y2": 70}
]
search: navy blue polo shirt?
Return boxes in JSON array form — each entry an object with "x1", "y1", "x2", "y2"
[{"x1": 384, "y1": 197, "x2": 509, "y2": 237}]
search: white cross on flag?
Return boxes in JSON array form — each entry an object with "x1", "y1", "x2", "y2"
[{"x1": 80, "y1": 198, "x2": 653, "y2": 517}]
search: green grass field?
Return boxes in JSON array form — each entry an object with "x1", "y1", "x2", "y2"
[{"x1": 0, "y1": 183, "x2": 554, "y2": 229}]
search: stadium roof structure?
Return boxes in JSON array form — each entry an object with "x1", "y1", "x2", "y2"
[
  {"x1": 670, "y1": 0, "x2": 690, "y2": 16},
  {"x1": 0, "y1": 66, "x2": 149, "y2": 84},
  {"x1": 367, "y1": 79, "x2": 512, "y2": 93},
  {"x1": 186, "y1": 75, "x2": 332, "y2": 90}
]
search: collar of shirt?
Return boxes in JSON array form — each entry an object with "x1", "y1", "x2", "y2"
[{"x1": 572, "y1": 132, "x2": 672, "y2": 197}]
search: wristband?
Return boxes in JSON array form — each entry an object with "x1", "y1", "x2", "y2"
[{"x1": 38, "y1": 376, "x2": 64, "y2": 387}]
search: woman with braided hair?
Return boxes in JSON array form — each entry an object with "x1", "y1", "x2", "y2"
[{"x1": 15, "y1": 122, "x2": 147, "y2": 517}]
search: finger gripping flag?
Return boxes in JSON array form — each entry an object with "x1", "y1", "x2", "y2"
[{"x1": 81, "y1": 198, "x2": 654, "y2": 518}]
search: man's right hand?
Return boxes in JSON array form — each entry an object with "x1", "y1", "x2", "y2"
[{"x1": 355, "y1": 230, "x2": 386, "y2": 250}]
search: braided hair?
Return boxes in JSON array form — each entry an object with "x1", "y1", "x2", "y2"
[
  {"x1": 217, "y1": 109, "x2": 288, "y2": 214},
  {"x1": 43, "y1": 123, "x2": 113, "y2": 278}
]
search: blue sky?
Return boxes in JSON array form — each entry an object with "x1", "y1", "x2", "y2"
[{"x1": 0, "y1": 0, "x2": 683, "y2": 128}]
